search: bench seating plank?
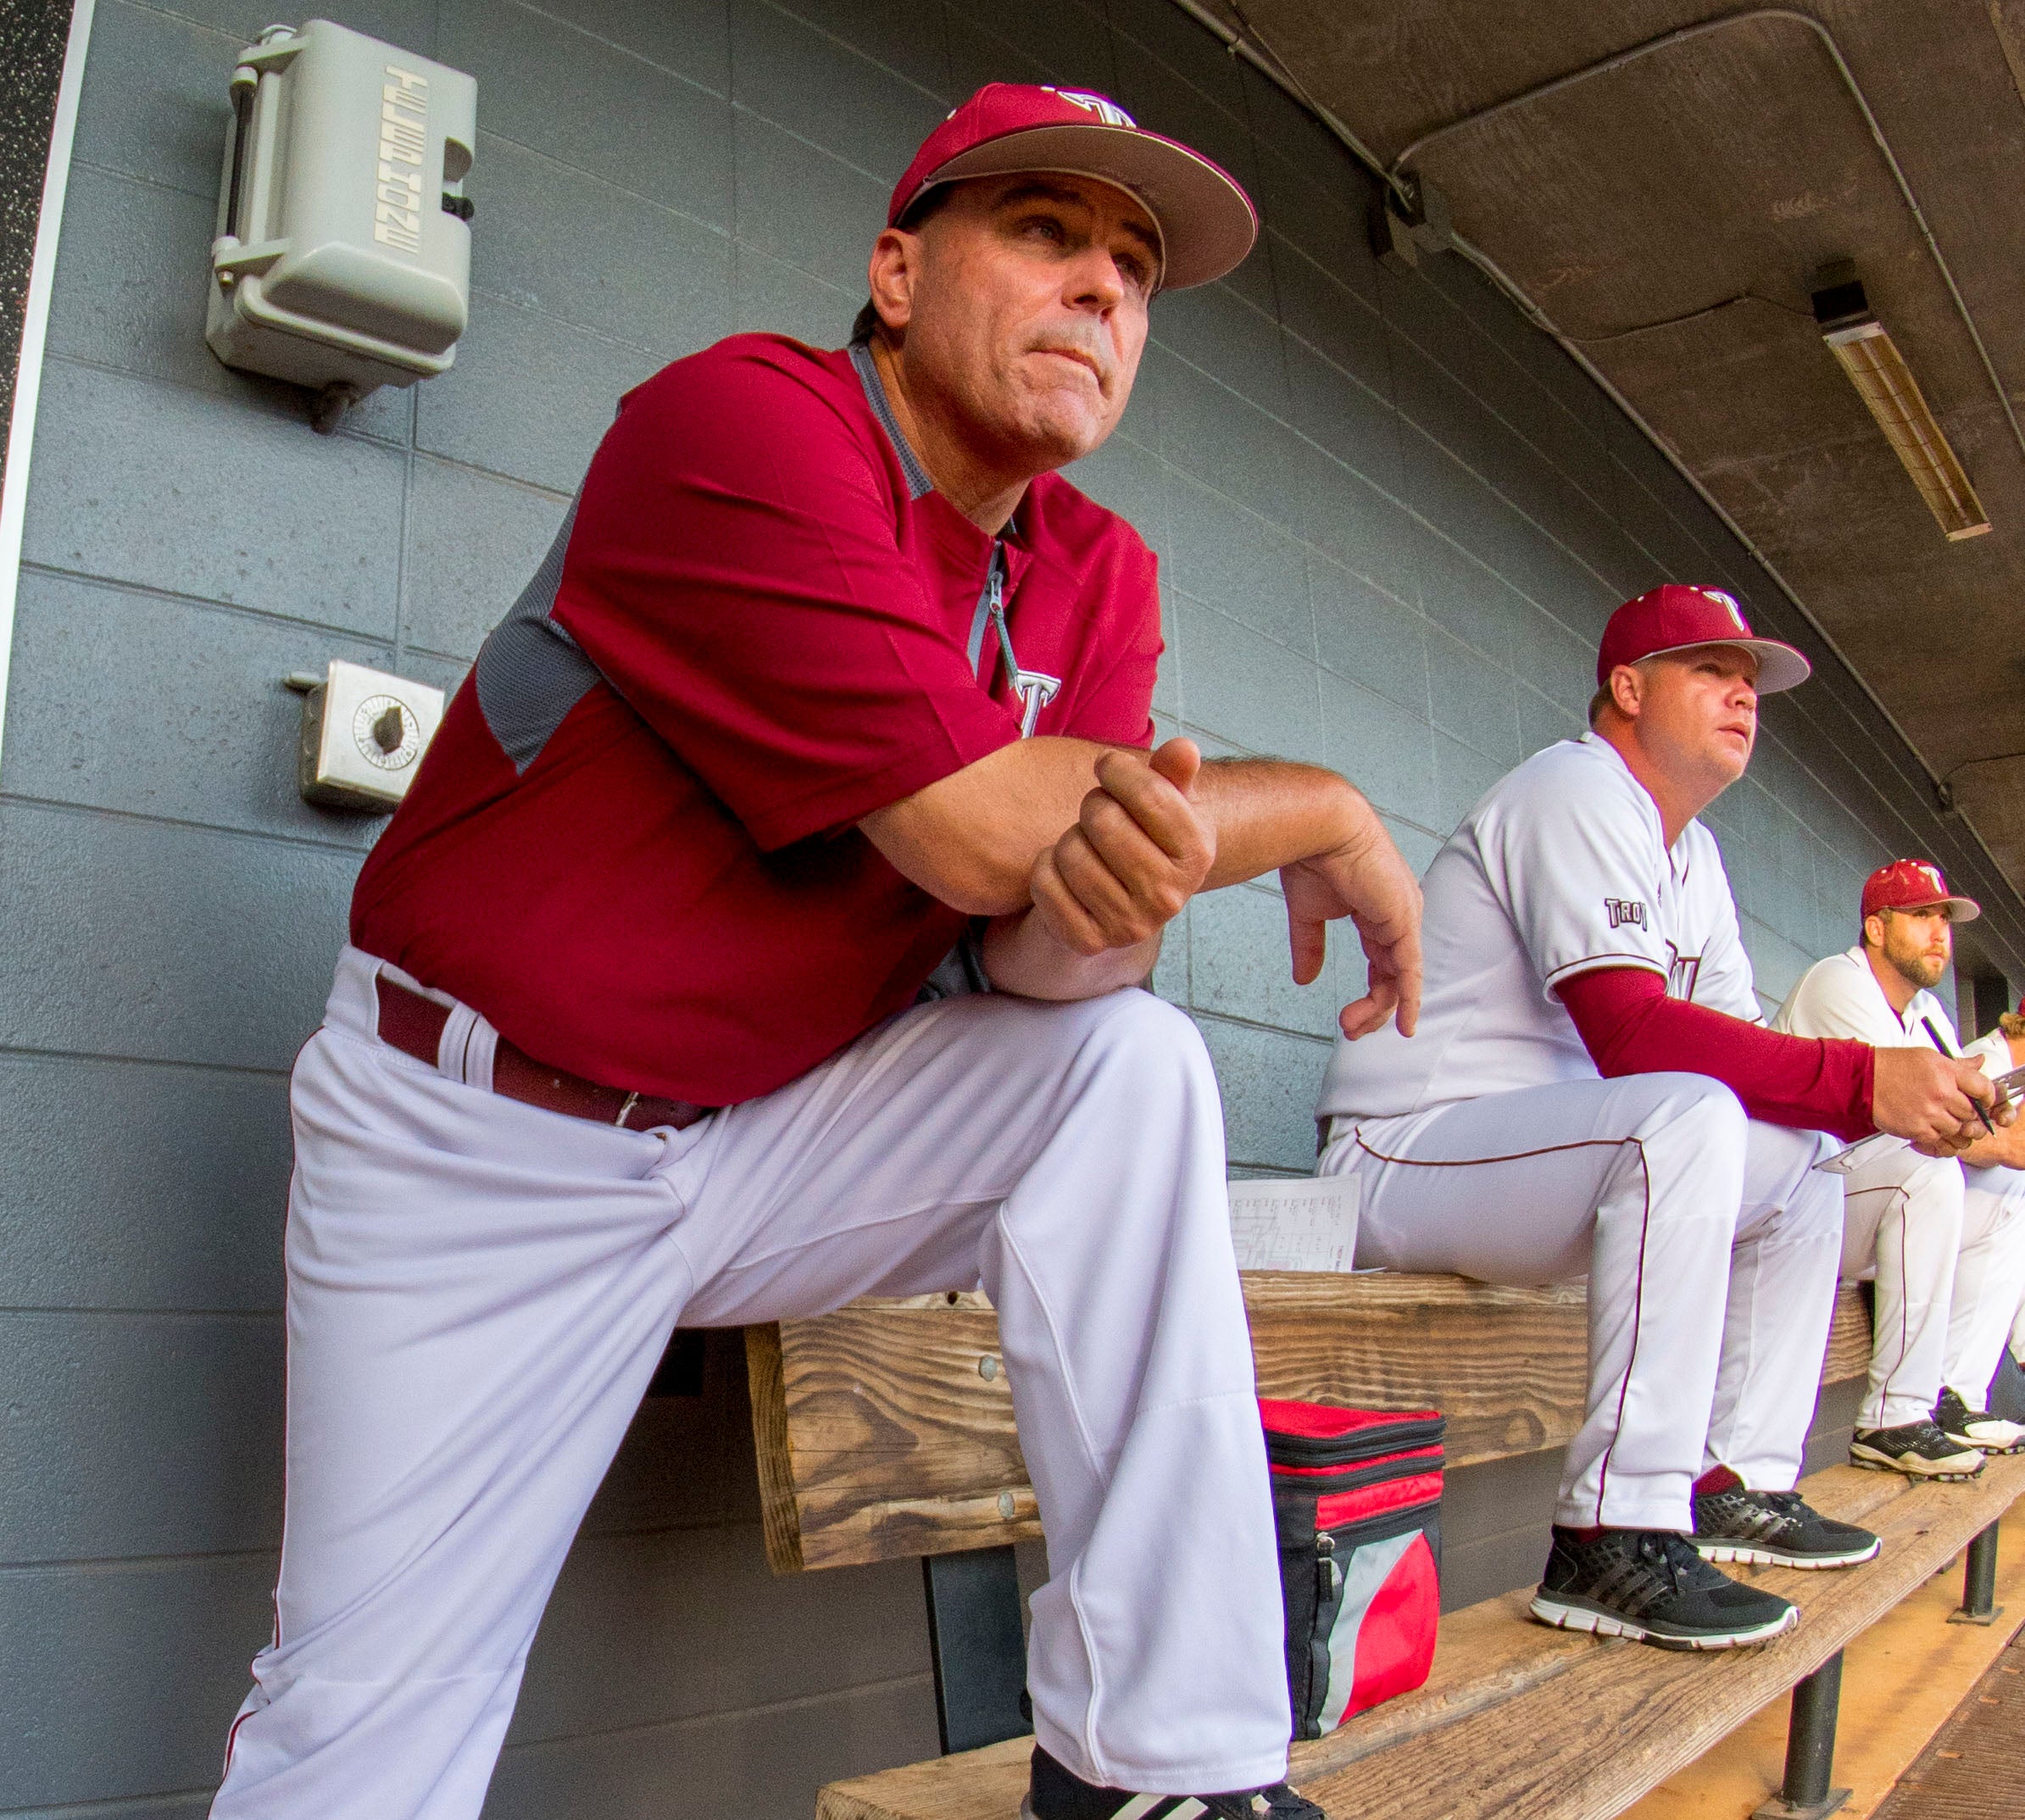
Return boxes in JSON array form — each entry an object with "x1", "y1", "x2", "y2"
[
  {"x1": 748, "y1": 1278, "x2": 1873, "y2": 1573},
  {"x1": 814, "y1": 1453, "x2": 2025, "y2": 1820}
]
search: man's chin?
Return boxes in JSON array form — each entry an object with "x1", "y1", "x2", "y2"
[{"x1": 1011, "y1": 405, "x2": 1112, "y2": 470}]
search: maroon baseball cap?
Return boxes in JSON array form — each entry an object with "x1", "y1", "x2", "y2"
[
  {"x1": 1862, "y1": 858, "x2": 1981, "y2": 922},
  {"x1": 1595, "y1": 584, "x2": 1811, "y2": 694},
  {"x1": 888, "y1": 83, "x2": 1257, "y2": 290}
]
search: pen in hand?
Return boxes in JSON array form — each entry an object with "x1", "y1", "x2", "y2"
[{"x1": 1922, "y1": 1016, "x2": 1996, "y2": 1134}]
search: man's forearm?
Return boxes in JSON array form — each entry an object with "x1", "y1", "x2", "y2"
[
  {"x1": 1193, "y1": 759, "x2": 1369, "y2": 888},
  {"x1": 981, "y1": 907, "x2": 1161, "y2": 999},
  {"x1": 860, "y1": 736, "x2": 1125, "y2": 915}
]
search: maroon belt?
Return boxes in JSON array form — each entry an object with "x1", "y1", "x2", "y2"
[{"x1": 374, "y1": 972, "x2": 714, "y2": 1133}]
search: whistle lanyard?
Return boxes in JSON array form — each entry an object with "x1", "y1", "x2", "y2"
[{"x1": 975, "y1": 541, "x2": 1060, "y2": 737}]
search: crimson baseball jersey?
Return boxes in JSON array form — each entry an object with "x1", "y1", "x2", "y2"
[{"x1": 352, "y1": 335, "x2": 1162, "y2": 1105}]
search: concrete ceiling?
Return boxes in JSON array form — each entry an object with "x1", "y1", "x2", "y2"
[{"x1": 1199, "y1": 1, "x2": 2025, "y2": 890}]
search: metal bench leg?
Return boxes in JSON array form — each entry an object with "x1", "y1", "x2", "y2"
[
  {"x1": 1949, "y1": 1518, "x2": 2004, "y2": 1627},
  {"x1": 921, "y1": 1544, "x2": 1033, "y2": 1756},
  {"x1": 1751, "y1": 1650, "x2": 1849, "y2": 1820}
]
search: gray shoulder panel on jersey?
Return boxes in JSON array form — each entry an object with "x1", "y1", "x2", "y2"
[
  {"x1": 473, "y1": 494, "x2": 603, "y2": 774},
  {"x1": 849, "y1": 337, "x2": 934, "y2": 500}
]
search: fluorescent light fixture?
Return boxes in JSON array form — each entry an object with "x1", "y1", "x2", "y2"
[{"x1": 1812, "y1": 265, "x2": 1990, "y2": 541}]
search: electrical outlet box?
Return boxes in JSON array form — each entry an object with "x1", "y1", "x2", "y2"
[
  {"x1": 294, "y1": 660, "x2": 444, "y2": 812},
  {"x1": 209, "y1": 19, "x2": 476, "y2": 406}
]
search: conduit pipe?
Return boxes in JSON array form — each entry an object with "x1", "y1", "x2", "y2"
[{"x1": 1165, "y1": 0, "x2": 2011, "y2": 860}]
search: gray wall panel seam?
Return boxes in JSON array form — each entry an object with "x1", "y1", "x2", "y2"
[
  {"x1": 64, "y1": 153, "x2": 210, "y2": 206},
  {"x1": 498, "y1": 0, "x2": 732, "y2": 98},
  {"x1": 463, "y1": 287, "x2": 674, "y2": 366},
  {"x1": 0, "y1": 1305, "x2": 283, "y2": 1320},
  {"x1": 1188, "y1": 1007, "x2": 1332, "y2": 1047},
  {"x1": 30, "y1": 350, "x2": 409, "y2": 457},
  {"x1": 0, "y1": 1044, "x2": 289, "y2": 1078},
  {"x1": 753, "y1": 0, "x2": 954, "y2": 107},
  {"x1": 475, "y1": 128, "x2": 739, "y2": 246},
  {"x1": 0, "y1": 790, "x2": 384, "y2": 860},
  {"x1": 14, "y1": 558, "x2": 403, "y2": 643},
  {"x1": 0, "y1": 1547, "x2": 280, "y2": 1578},
  {"x1": 493, "y1": 1669, "x2": 938, "y2": 1759}
]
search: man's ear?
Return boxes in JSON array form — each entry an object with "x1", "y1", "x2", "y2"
[
  {"x1": 1609, "y1": 664, "x2": 1643, "y2": 720},
  {"x1": 865, "y1": 228, "x2": 920, "y2": 339},
  {"x1": 1862, "y1": 911, "x2": 1886, "y2": 951}
]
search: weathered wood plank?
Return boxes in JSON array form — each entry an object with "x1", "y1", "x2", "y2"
[
  {"x1": 814, "y1": 1453, "x2": 2025, "y2": 1820},
  {"x1": 752, "y1": 1276, "x2": 1872, "y2": 1574}
]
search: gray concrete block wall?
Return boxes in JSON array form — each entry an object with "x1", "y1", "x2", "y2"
[{"x1": 4, "y1": 0, "x2": 2019, "y2": 1812}]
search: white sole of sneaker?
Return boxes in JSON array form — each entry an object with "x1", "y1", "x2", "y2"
[
  {"x1": 1850, "y1": 1447, "x2": 1983, "y2": 1480},
  {"x1": 1527, "y1": 1592, "x2": 1799, "y2": 1650},
  {"x1": 1948, "y1": 1435, "x2": 2025, "y2": 1455},
  {"x1": 1693, "y1": 1538, "x2": 1881, "y2": 1570}
]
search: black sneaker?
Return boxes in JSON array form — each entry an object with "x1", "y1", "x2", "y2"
[
  {"x1": 1022, "y1": 1745, "x2": 1325, "y2": 1820},
  {"x1": 1691, "y1": 1487, "x2": 1880, "y2": 1570},
  {"x1": 1934, "y1": 1387, "x2": 2025, "y2": 1455},
  {"x1": 1529, "y1": 1525, "x2": 1798, "y2": 1650},
  {"x1": 1850, "y1": 1418, "x2": 1984, "y2": 1480}
]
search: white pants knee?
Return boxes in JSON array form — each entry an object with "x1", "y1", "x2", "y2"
[
  {"x1": 1953, "y1": 1166, "x2": 2025, "y2": 1407},
  {"x1": 1321, "y1": 1074, "x2": 1843, "y2": 1531},
  {"x1": 1837, "y1": 1147, "x2": 1972, "y2": 1428},
  {"x1": 209, "y1": 949, "x2": 1290, "y2": 1819}
]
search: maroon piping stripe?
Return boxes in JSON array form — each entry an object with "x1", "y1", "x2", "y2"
[{"x1": 1352, "y1": 1127, "x2": 1655, "y2": 1524}]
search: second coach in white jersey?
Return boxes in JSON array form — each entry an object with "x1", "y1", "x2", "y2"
[{"x1": 1316, "y1": 584, "x2": 1997, "y2": 1652}]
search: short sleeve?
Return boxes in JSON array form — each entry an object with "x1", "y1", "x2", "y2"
[
  {"x1": 1479, "y1": 770, "x2": 1671, "y2": 996},
  {"x1": 552, "y1": 341, "x2": 1021, "y2": 851},
  {"x1": 1777, "y1": 956, "x2": 1895, "y2": 1045},
  {"x1": 1688, "y1": 842, "x2": 1761, "y2": 1021}
]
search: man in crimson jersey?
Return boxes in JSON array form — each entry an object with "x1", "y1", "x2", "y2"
[
  {"x1": 209, "y1": 85, "x2": 1424, "y2": 1820},
  {"x1": 1316, "y1": 585, "x2": 1998, "y2": 1652}
]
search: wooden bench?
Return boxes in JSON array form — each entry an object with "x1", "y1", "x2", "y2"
[{"x1": 742, "y1": 1274, "x2": 2017, "y2": 1820}]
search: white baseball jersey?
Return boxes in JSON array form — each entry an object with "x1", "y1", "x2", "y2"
[
  {"x1": 1318, "y1": 732, "x2": 1759, "y2": 1121},
  {"x1": 1774, "y1": 949, "x2": 2025, "y2": 1422},
  {"x1": 1772, "y1": 947, "x2": 1974, "y2": 1060}
]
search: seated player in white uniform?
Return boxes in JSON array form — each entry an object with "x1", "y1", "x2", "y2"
[
  {"x1": 1315, "y1": 584, "x2": 2001, "y2": 1651},
  {"x1": 1776, "y1": 864, "x2": 2025, "y2": 1472},
  {"x1": 1965, "y1": 1003, "x2": 2025, "y2": 1406}
]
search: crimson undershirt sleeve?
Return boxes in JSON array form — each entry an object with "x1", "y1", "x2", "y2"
[{"x1": 1556, "y1": 965, "x2": 1875, "y2": 1143}]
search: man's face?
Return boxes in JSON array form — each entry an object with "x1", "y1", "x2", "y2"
[
  {"x1": 1871, "y1": 905, "x2": 1954, "y2": 991},
  {"x1": 1616, "y1": 645, "x2": 1760, "y2": 797},
  {"x1": 879, "y1": 173, "x2": 1157, "y2": 470}
]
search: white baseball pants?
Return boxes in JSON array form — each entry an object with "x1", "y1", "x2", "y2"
[
  {"x1": 1960, "y1": 1166, "x2": 2025, "y2": 1405},
  {"x1": 1320, "y1": 1073, "x2": 1843, "y2": 1532},
  {"x1": 1841, "y1": 1151, "x2": 2025, "y2": 1424},
  {"x1": 209, "y1": 949, "x2": 1291, "y2": 1819}
]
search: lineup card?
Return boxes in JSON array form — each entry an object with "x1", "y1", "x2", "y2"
[{"x1": 1227, "y1": 1176, "x2": 1362, "y2": 1273}]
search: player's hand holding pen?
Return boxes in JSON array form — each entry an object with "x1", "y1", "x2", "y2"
[{"x1": 1871, "y1": 1046, "x2": 2009, "y2": 1157}]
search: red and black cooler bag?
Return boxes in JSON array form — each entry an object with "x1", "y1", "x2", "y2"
[{"x1": 1262, "y1": 1399, "x2": 1444, "y2": 1738}]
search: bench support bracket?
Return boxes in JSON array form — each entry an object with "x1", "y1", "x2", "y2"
[
  {"x1": 1751, "y1": 1649, "x2": 1849, "y2": 1820},
  {"x1": 1947, "y1": 1517, "x2": 2004, "y2": 1626},
  {"x1": 921, "y1": 1544, "x2": 1032, "y2": 1756}
]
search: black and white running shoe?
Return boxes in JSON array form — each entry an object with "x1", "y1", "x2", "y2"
[
  {"x1": 1850, "y1": 1418, "x2": 1985, "y2": 1480},
  {"x1": 1022, "y1": 1746, "x2": 1324, "y2": 1820},
  {"x1": 1529, "y1": 1525, "x2": 1798, "y2": 1650},
  {"x1": 1934, "y1": 1387, "x2": 2025, "y2": 1455},
  {"x1": 1691, "y1": 1487, "x2": 1880, "y2": 1570}
]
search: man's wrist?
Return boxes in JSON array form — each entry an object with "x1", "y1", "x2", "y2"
[{"x1": 1198, "y1": 760, "x2": 1369, "y2": 887}]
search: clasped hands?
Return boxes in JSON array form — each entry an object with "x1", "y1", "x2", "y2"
[{"x1": 1026, "y1": 736, "x2": 1423, "y2": 1039}]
